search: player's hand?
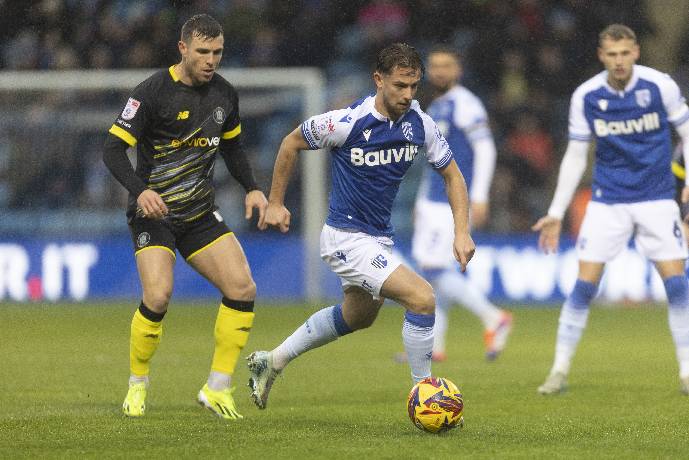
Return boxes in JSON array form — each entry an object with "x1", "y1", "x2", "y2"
[
  {"x1": 261, "y1": 201, "x2": 291, "y2": 233},
  {"x1": 453, "y1": 232, "x2": 476, "y2": 273},
  {"x1": 245, "y1": 190, "x2": 268, "y2": 229},
  {"x1": 471, "y1": 202, "x2": 489, "y2": 229},
  {"x1": 532, "y1": 215, "x2": 562, "y2": 254},
  {"x1": 136, "y1": 189, "x2": 168, "y2": 220}
]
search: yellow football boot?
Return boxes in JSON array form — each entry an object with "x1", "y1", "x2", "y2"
[{"x1": 197, "y1": 384, "x2": 243, "y2": 420}]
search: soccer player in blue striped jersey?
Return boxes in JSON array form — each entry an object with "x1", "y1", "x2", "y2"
[
  {"x1": 533, "y1": 24, "x2": 689, "y2": 395},
  {"x1": 247, "y1": 43, "x2": 476, "y2": 409},
  {"x1": 410, "y1": 46, "x2": 512, "y2": 362}
]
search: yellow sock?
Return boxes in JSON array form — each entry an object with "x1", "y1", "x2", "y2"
[
  {"x1": 211, "y1": 302, "x2": 254, "y2": 375},
  {"x1": 130, "y1": 309, "x2": 163, "y2": 377}
]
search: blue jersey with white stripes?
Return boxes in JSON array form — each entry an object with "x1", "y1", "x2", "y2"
[
  {"x1": 419, "y1": 85, "x2": 493, "y2": 203},
  {"x1": 301, "y1": 94, "x2": 454, "y2": 237},
  {"x1": 569, "y1": 65, "x2": 689, "y2": 203}
]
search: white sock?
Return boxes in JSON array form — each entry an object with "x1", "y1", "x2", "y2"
[
  {"x1": 435, "y1": 269, "x2": 502, "y2": 329},
  {"x1": 129, "y1": 375, "x2": 149, "y2": 387},
  {"x1": 403, "y1": 312, "x2": 434, "y2": 383},
  {"x1": 433, "y1": 301, "x2": 449, "y2": 354},
  {"x1": 207, "y1": 371, "x2": 231, "y2": 391},
  {"x1": 668, "y1": 307, "x2": 689, "y2": 378},
  {"x1": 551, "y1": 303, "x2": 589, "y2": 375},
  {"x1": 272, "y1": 305, "x2": 351, "y2": 370}
]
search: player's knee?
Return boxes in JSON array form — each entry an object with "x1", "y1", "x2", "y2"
[
  {"x1": 225, "y1": 277, "x2": 256, "y2": 301},
  {"x1": 408, "y1": 285, "x2": 435, "y2": 315},
  {"x1": 143, "y1": 288, "x2": 172, "y2": 312}
]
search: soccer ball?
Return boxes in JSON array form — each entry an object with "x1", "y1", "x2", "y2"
[{"x1": 407, "y1": 377, "x2": 464, "y2": 433}]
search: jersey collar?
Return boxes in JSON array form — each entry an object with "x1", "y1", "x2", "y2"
[
  {"x1": 168, "y1": 65, "x2": 180, "y2": 82},
  {"x1": 604, "y1": 64, "x2": 639, "y2": 97}
]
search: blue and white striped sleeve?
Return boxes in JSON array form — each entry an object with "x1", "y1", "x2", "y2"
[
  {"x1": 658, "y1": 74, "x2": 689, "y2": 127},
  {"x1": 422, "y1": 112, "x2": 454, "y2": 169},
  {"x1": 568, "y1": 87, "x2": 592, "y2": 142}
]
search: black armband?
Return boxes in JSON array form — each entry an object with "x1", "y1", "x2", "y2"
[
  {"x1": 219, "y1": 136, "x2": 259, "y2": 193},
  {"x1": 103, "y1": 135, "x2": 147, "y2": 198}
]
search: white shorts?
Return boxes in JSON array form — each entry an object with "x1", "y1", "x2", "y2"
[
  {"x1": 320, "y1": 224, "x2": 403, "y2": 297},
  {"x1": 411, "y1": 199, "x2": 455, "y2": 269},
  {"x1": 577, "y1": 199, "x2": 687, "y2": 262}
]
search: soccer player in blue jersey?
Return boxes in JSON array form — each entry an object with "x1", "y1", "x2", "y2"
[
  {"x1": 246, "y1": 43, "x2": 476, "y2": 409},
  {"x1": 410, "y1": 46, "x2": 512, "y2": 362},
  {"x1": 533, "y1": 24, "x2": 689, "y2": 395}
]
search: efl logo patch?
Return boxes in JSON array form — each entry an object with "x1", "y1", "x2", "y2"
[
  {"x1": 137, "y1": 232, "x2": 151, "y2": 248},
  {"x1": 121, "y1": 98, "x2": 141, "y2": 120}
]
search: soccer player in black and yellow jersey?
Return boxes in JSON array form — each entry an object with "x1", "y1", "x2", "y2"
[{"x1": 103, "y1": 14, "x2": 267, "y2": 419}]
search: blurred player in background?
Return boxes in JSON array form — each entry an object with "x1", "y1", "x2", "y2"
[
  {"x1": 672, "y1": 141, "x2": 689, "y2": 242},
  {"x1": 409, "y1": 46, "x2": 512, "y2": 362},
  {"x1": 103, "y1": 14, "x2": 267, "y2": 419},
  {"x1": 533, "y1": 24, "x2": 689, "y2": 395},
  {"x1": 247, "y1": 43, "x2": 475, "y2": 409}
]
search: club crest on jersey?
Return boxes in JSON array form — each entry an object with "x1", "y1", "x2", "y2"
[
  {"x1": 121, "y1": 98, "x2": 141, "y2": 120},
  {"x1": 598, "y1": 99, "x2": 608, "y2": 111},
  {"x1": 213, "y1": 107, "x2": 226, "y2": 124},
  {"x1": 402, "y1": 121, "x2": 413, "y2": 141},
  {"x1": 635, "y1": 89, "x2": 651, "y2": 108}
]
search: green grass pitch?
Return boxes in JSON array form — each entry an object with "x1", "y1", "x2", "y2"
[{"x1": 1, "y1": 302, "x2": 689, "y2": 458}]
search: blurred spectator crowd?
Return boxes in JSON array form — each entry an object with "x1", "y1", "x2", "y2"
[{"x1": 0, "y1": 0, "x2": 674, "y2": 236}]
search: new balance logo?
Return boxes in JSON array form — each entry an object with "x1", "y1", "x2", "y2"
[
  {"x1": 363, "y1": 129, "x2": 372, "y2": 142},
  {"x1": 177, "y1": 110, "x2": 189, "y2": 120}
]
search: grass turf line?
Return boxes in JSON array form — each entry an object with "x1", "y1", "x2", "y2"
[{"x1": 1, "y1": 303, "x2": 688, "y2": 459}]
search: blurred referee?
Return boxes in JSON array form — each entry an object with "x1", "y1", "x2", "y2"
[{"x1": 103, "y1": 13, "x2": 267, "y2": 420}]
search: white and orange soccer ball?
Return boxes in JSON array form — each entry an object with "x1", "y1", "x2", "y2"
[{"x1": 407, "y1": 377, "x2": 464, "y2": 433}]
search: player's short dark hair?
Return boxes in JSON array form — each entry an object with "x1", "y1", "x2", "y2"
[
  {"x1": 376, "y1": 43, "x2": 425, "y2": 77},
  {"x1": 181, "y1": 14, "x2": 223, "y2": 43},
  {"x1": 599, "y1": 24, "x2": 637, "y2": 46},
  {"x1": 427, "y1": 45, "x2": 461, "y2": 64}
]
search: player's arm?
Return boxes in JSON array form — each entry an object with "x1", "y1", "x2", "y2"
[
  {"x1": 531, "y1": 139, "x2": 589, "y2": 253},
  {"x1": 466, "y1": 126, "x2": 497, "y2": 229},
  {"x1": 675, "y1": 122, "x2": 689, "y2": 205},
  {"x1": 438, "y1": 160, "x2": 475, "y2": 272},
  {"x1": 218, "y1": 135, "x2": 267, "y2": 227},
  {"x1": 260, "y1": 126, "x2": 310, "y2": 233},
  {"x1": 102, "y1": 134, "x2": 168, "y2": 219}
]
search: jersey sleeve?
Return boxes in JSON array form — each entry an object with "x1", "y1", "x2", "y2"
[
  {"x1": 221, "y1": 88, "x2": 242, "y2": 141},
  {"x1": 568, "y1": 87, "x2": 591, "y2": 142},
  {"x1": 421, "y1": 113, "x2": 454, "y2": 169},
  {"x1": 108, "y1": 82, "x2": 152, "y2": 147},
  {"x1": 300, "y1": 108, "x2": 353, "y2": 150},
  {"x1": 658, "y1": 74, "x2": 689, "y2": 127},
  {"x1": 454, "y1": 96, "x2": 492, "y2": 143}
]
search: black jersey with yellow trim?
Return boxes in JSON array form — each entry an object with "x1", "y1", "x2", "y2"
[{"x1": 109, "y1": 66, "x2": 242, "y2": 223}]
